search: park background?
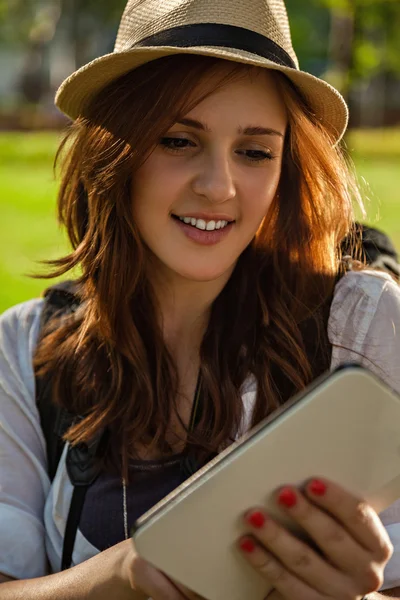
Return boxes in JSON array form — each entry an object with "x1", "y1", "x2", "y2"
[{"x1": 0, "y1": 0, "x2": 399, "y2": 313}]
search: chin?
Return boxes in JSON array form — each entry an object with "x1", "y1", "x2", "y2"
[{"x1": 176, "y1": 264, "x2": 234, "y2": 283}]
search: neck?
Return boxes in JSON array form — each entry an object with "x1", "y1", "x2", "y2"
[{"x1": 149, "y1": 263, "x2": 234, "y2": 363}]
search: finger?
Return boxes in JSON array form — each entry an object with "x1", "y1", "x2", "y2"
[
  {"x1": 304, "y1": 478, "x2": 393, "y2": 564},
  {"x1": 133, "y1": 557, "x2": 189, "y2": 600},
  {"x1": 274, "y1": 484, "x2": 377, "y2": 583},
  {"x1": 149, "y1": 574, "x2": 190, "y2": 600},
  {"x1": 238, "y1": 536, "x2": 321, "y2": 600},
  {"x1": 264, "y1": 591, "x2": 286, "y2": 600},
  {"x1": 243, "y1": 508, "x2": 352, "y2": 597},
  {"x1": 173, "y1": 580, "x2": 207, "y2": 600}
]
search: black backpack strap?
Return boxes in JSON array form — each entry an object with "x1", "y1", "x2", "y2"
[
  {"x1": 36, "y1": 280, "x2": 81, "y2": 480},
  {"x1": 61, "y1": 488, "x2": 88, "y2": 570},
  {"x1": 62, "y1": 433, "x2": 106, "y2": 570},
  {"x1": 35, "y1": 281, "x2": 105, "y2": 569}
]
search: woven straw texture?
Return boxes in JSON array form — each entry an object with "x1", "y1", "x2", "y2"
[
  {"x1": 115, "y1": 0, "x2": 299, "y2": 69},
  {"x1": 55, "y1": 0, "x2": 348, "y2": 142}
]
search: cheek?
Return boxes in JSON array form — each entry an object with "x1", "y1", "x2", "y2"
[
  {"x1": 132, "y1": 163, "x2": 166, "y2": 220},
  {"x1": 132, "y1": 156, "x2": 186, "y2": 214},
  {"x1": 242, "y1": 168, "x2": 281, "y2": 220}
]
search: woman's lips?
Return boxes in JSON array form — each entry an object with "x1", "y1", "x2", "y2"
[{"x1": 172, "y1": 216, "x2": 234, "y2": 246}]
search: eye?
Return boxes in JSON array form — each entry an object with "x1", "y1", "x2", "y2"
[
  {"x1": 236, "y1": 149, "x2": 276, "y2": 162},
  {"x1": 159, "y1": 137, "x2": 196, "y2": 152}
]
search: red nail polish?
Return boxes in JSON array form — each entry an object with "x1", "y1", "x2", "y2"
[
  {"x1": 309, "y1": 479, "x2": 327, "y2": 496},
  {"x1": 240, "y1": 538, "x2": 256, "y2": 553},
  {"x1": 247, "y1": 511, "x2": 266, "y2": 529},
  {"x1": 278, "y1": 487, "x2": 297, "y2": 508}
]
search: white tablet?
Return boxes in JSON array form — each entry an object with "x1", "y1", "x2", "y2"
[{"x1": 132, "y1": 365, "x2": 400, "y2": 600}]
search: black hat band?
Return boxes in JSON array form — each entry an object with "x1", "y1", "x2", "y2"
[{"x1": 133, "y1": 23, "x2": 296, "y2": 70}]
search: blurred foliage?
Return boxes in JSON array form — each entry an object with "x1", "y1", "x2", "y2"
[
  {"x1": 0, "y1": 0, "x2": 398, "y2": 81},
  {"x1": 315, "y1": 0, "x2": 400, "y2": 78},
  {"x1": 285, "y1": 0, "x2": 331, "y2": 73},
  {"x1": 0, "y1": 0, "x2": 126, "y2": 46},
  {"x1": 354, "y1": 2, "x2": 400, "y2": 78},
  {"x1": 0, "y1": 0, "x2": 398, "y2": 120},
  {"x1": 283, "y1": 0, "x2": 400, "y2": 90},
  {"x1": 0, "y1": 0, "x2": 58, "y2": 45}
]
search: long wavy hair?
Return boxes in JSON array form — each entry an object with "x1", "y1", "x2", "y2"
[{"x1": 34, "y1": 55, "x2": 361, "y2": 473}]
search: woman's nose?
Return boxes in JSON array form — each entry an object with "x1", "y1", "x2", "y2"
[{"x1": 191, "y1": 153, "x2": 236, "y2": 204}]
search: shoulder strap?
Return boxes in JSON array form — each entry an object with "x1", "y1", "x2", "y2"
[
  {"x1": 36, "y1": 281, "x2": 105, "y2": 570},
  {"x1": 36, "y1": 280, "x2": 80, "y2": 481},
  {"x1": 61, "y1": 434, "x2": 106, "y2": 570}
]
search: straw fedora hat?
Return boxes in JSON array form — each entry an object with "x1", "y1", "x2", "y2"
[{"x1": 55, "y1": 0, "x2": 348, "y2": 143}]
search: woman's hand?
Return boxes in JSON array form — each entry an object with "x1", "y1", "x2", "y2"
[
  {"x1": 120, "y1": 538, "x2": 204, "y2": 600},
  {"x1": 0, "y1": 538, "x2": 204, "y2": 600},
  {"x1": 237, "y1": 477, "x2": 393, "y2": 600}
]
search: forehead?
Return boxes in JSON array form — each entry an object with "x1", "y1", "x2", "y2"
[{"x1": 183, "y1": 64, "x2": 287, "y2": 129}]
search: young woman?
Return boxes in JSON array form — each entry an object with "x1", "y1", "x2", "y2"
[{"x1": 1, "y1": 1, "x2": 399, "y2": 599}]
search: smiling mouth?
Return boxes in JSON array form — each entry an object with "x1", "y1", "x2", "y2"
[{"x1": 171, "y1": 214, "x2": 235, "y2": 231}]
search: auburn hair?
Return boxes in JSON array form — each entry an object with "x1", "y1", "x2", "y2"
[{"x1": 34, "y1": 55, "x2": 361, "y2": 473}]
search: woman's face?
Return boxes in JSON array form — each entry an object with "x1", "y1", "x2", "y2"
[{"x1": 131, "y1": 65, "x2": 287, "y2": 283}]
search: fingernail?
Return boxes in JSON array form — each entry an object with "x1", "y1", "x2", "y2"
[
  {"x1": 278, "y1": 487, "x2": 297, "y2": 508},
  {"x1": 309, "y1": 479, "x2": 327, "y2": 496},
  {"x1": 246, "y1": 510, "x2": 266, "y2": 529},
  {"x1": 239, "y1": 537, "x2": 256, "y2": 553}
]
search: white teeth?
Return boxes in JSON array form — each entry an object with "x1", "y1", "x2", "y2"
[{"x1": 176, "y1": 215, "x2": 232, "y2": 231}]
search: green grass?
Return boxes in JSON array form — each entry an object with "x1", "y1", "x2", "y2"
[
  {"x1": 345, "y1": 128, "x2": 400, "y2": 248},
  {"x1": 346, "y1": 128, "x2": 400, "y2": 160},
  {"x1": 0, "y1": 129, "x2": 399, "y2": 313},
  {"x1": 0, "y1": 132, "x2": 69, "y2": 311}
]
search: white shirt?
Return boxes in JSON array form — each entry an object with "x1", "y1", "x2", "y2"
[{"x1": 1, "y1": 270, "x2": 400, "y2": 588}]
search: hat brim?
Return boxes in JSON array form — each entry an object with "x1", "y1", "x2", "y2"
[{"x1": 55, "y1": 45, "x2": 348, "y2": 143}]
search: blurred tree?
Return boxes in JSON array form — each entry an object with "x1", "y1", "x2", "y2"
[
  {"x1": 0, "y1": 0, "x2": 126, "y2": 106},
  {"x1": 285, "y1": 0, "x2": 331, "y2": 74},
  {"x1": 315, "y1": 0, "x2": 400, "y2": 96},
  {"x1": 285, "y1": 0, "x2": 400, "y2": 126},
  {"x1": 2, "y1": 0, "x2": 398, "y2": 77},
  {"x1": 0, "y1": 1, "x2": 62, "y2": 106},
  {"x1": 1, "y1": 0, "x2": 398, "y2": 118},
  {"x1": 62, "y1": 0, "x2": 126, "y2": 67},
  {"x1": 0, "y1": 0, "x2": 125, "y2": 47}
]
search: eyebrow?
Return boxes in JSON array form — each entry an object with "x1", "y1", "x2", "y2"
[{"x1": 176, "y1": 118, "x2": 284, "y2": 138}]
